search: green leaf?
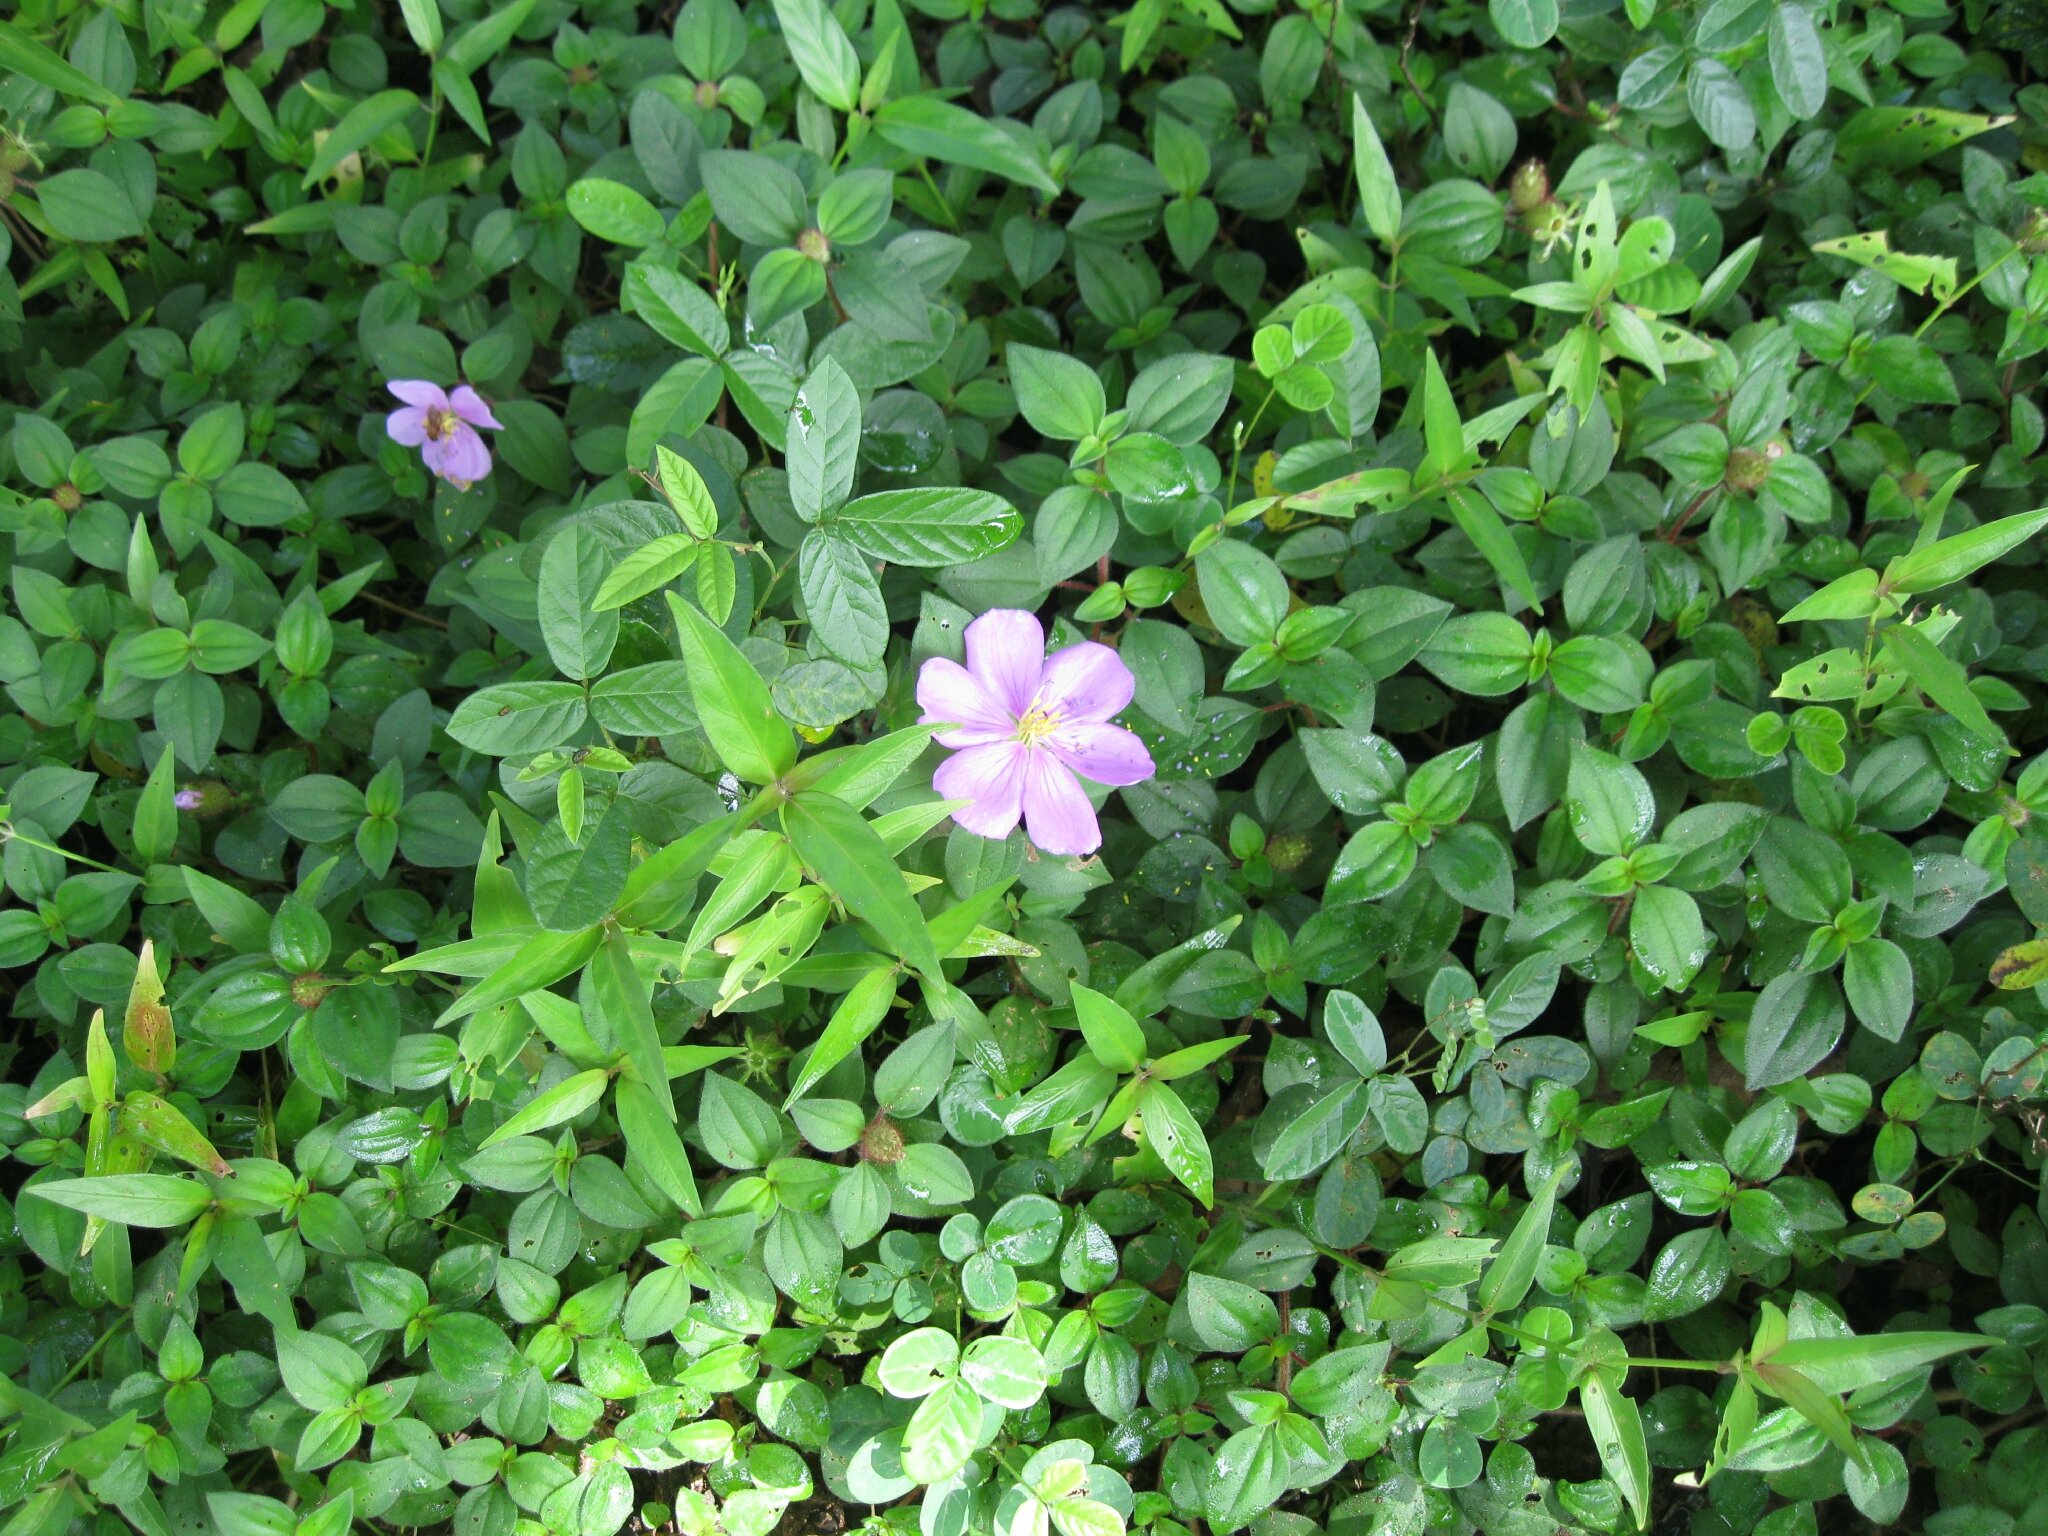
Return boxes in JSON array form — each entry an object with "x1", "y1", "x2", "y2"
[
  {"x1": 1009, "y1": 344, "x2": 1107, "y2": 442},
  {"x1": 1070, "y1": 982, "x2": 1146, "y2": 1072},
  {"x1": 567, "y1": 179, "x2": 666, "y2": 246},
  {"x1": 1629, "y1": 884, "x2": 1706, "y2": 991},
  {"x1": 960, "y1": 1335, "x2": 1046, "y2": 1410},
  {"x1": 434, "y1": 924, "x2": 604, "y2": 1028},
  {"x1": 1147, "y1": 1035, "x2": 1249, "y2": 1081},
  {"x1": 1349, "y1": 94, "x2": 1401, "y2": 247},
  {"x1": 1835, "y1": 105, "x2": 2013, "y2": 170},
  {"x1": 1886, "y1": 506, "x2": 2048, "y2": 593},
  {"x1": 1579, "y1": 1371, "x2": 1651, "y2": 1531},
  {"x1": 783, "y1": 791, "x2": 941, "y2": 978},
  {"x1": 1446, "y1": 486, "x2": 1541, "y2": 613},
  {"x1": 538, "y1": 523, "x2": 621, "y2": 680},
  {"x1": 624, "y1": 263, "x2": 731, "y2": 358},
  {"x1": 1323, "y1": 989, "x2": 1386, "y2": 1076},
  {"x1": 1880, "y1": 623, "x2": 2001, "y2": 745},
  {"x1": 1418, "y1": 349, "x2": 1469, "y2": 481},
  {"x1": 1208, "y1": 1425, "x2": 1287, "y2": 1527},
  {"x1": 875, "y1": 97, "x2": 1059, "y2": 196},
  {"x1": 700, "y1": 150, "x2": 810, "y2": 246},
  {"x1": 770, "y1": 0, "x2": 860, "y2": 112},
  {"x1": 800, "y1": 532, "x2": 889, "y2": 670},
  {"x1": 1141, "y1": 1080, "x2": 1213, "y2": 1206},
  {"x1": 594, "y1": 535, "x2": 700, "y2": 611},
  {"x1": 1750, "y1": 1361, "x2": 1864, "y2": 1469},
  {"x1": 447, "y1": 682, "x2": 589, "y2": 756},
  {"x1": 616, "y1": 1078, "x2": 701, "y2": 1216},
  {"x1": 303, "y1": 90, "x2": 420, "y2": 189},
  {"x1": 595, "y1": 930, "x2": 672, "y2": 1120},
  {"x1": 443, "y1": 0, "x2": 539, "y2": 71},
  {"x1": 783, "y1": 963, "x2": 898, "y2": 1106},
  {"x1": 28, "y1": 1173, "x2": 214, "y2": 1227},
  {"x1": 1196, "y1": 540, "x2": 1290, "y2": 647},
  {"x1": 36, "y1": 170, "x2": 146, "y2": 243},
  {"x1": 789, "y1": 359, "x2": 863, "y2": 520},
  {"x1": 698, "y1": 1071, "x2": 786, "y2": 1168},
  {"x1": 0, "y1": 20, "x2": 121, "y2": 106},
  {"x1": 1766, "y1": 1330, "x2": 1993, "y2": 1396},
  {"x1": 666, "y1": 593, "x2": 797, "y2": 784},
  {"x1": 1489, "y1": 0, "x2": 1559, "y2": 48},
  {"x1": 1477, "y1": 1166, "x2": 1563, "y2": 1315},
  {"x1": 834, "y1": 488, "x2": 1023, "y2": 566},
  {"x1": 1566, "y1": 744, "x2": 1655, "y2": 856},
  {"x1": 1743, "y1": 973, "x2": 1844, "y2": 1091},
  {"x1": 277, "y1": 1329, "x2": 370, "y2": 1412},
  {"x1": 134, "y1": 747, "x2": 180, "y2": 865},
  {"x1": 480, "y1": 1068, "x2": 610, "y2": 1148},
  {"x1": 698, "y1": 543, "x2": 738, "y2": 623},
  {"x1": 1260, "y1": 1081, "x2": 1369, "y2": 1181},
  {"x1": 901, "y1": 1378, "x2": 981, "y2": 1483},
  {"x1": 879, "y1": 1326, "x2": 958, "y2": 1398}
]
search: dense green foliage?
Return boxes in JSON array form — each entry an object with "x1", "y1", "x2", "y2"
[{"x1": 7, "y1": 1, "x2": 2048, "y2": 1535}]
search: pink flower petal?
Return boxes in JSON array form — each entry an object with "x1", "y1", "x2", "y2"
[
  {"x1": 386, "y1": 406, "x2": 429, "y2": 446},
  {"x1": 1038, "y1": 640, "x2": 1135, "y2": 724},
  {"x1": 431, "y1": 425, "x2": 493, "y2": 485},
  {"x1": 388, "y1": 380, "x2": 448, "y2": 410},
  {"x1": 964, "y1": 609, "x2": 1046, "y2": 717},
  {"x1": 917, "y1": 657, "x2": 1018, "y2": 747},
  {"x1": 1021, "y1": 751, "x2": 1101, "y2": 856},
  {"x1": 1049, "y1": 721, "x2": 1154, "y2": 787},
  {"x1": 934, "y1": 742, "x2": 1028, "y2": 840},
  {"x1": 421, "y1": 435, "x2": 454, "y2": 477},
  {"x1": 450, "y1": 386, "x2": 503, "y2": 430}
]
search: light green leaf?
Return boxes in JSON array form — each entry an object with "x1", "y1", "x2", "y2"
[
  {"x1": 1580, "y1": 1370, "x2": 1651, "y2": 1530},
  {"x1": 666, "y1": 593, "x2": 797, "y2": 784},
  {"x1": 1141, "y1": 1080, "x2": 1213, "y2": 1207},
  {"x1": 1478, "y1": 1166, "x2": 1564, "y2": 1315},
  {"x1": 770, "y1": 0, "x2": 861, "y2": 111},
  {"x1": 1070, "y1": 982, "x2": 1146, "y2": 1072},
  {"x1": 1349, "y1": 94, "x2": 1401, "y2": 247},
  {"x1": 28, "y1": 1173, "x2": 215, "y2": 1228},
  {"x1": 834, "y1": 488, "x2": 1022, "y2": 567},
  {"x1": 783, "y1": 791, "x2": 942, "y2": 979},
  {"x1": 875, "y1": 97, "x2": 1059, "y2": 197},
  {"x1": 303, "y1": 89, "x2": 420, "y2": 188},
  {"x1": 1490, "y1": 0, "x2": 1559, "y2": 48},
  {"x1": 479, "y1": 1068, "x2": 610, "y2": 1148},
  {"x1": 1880, "y1": 623, "x2": 2001, "y2": 745}
]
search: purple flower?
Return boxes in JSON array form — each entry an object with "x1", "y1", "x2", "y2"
[
  {"x1": 174, "y1": 788, "x2": 203, "y2": 811},
  {"x1": 917, "y1": 610, "x2": 1154, "y2": 857},
  {"x1": 384, "y1": 381, "x2": 502, "y2": 489}
]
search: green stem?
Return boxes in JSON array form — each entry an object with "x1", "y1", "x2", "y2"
[
  {"x1": 421, "y1": 78, "x2": 443, "y2": 166},
  {"x1": 914, "y1": 161, "x2": 959, "y2": 231},
  {"x1": 1226, "y1": 387, "x2": 1279, "y2": 503},
  {"x1": 54, "y1": 1315, "x2": 129, "y2": 1390},
  {"x1": 0, "y1": 824, "x2": 125, "y2": 874},
  {"x1": 753, "y1": 549, "x2": 800, "y2": 622},
  {"x1": 1853, "y1": 244, "x2": 2020, "y2": 409}
]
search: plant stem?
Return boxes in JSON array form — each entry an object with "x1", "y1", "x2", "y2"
[
  {"x1": 0, "y1": 825, "x2": 125, "y2": 874},
  {"x1": 55, "y1": 1315, "x2": 128, "y2": 1390},
  {"x1": 1226, "y1": 388, "x2": 1278, "y2": 503}
]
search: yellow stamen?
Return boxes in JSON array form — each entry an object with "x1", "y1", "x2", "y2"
[
  {"x1": 424, "y1": 407, "x2": 459, "y2": 441},
  {"x1": 1015, "y1": 700, "x2": 1061, "y2": 745}
]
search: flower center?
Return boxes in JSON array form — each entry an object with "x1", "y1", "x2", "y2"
[
  {"x1": 1015, "y1": 699, "x2": 1062, "y2": 745},
  {"x1": 424, "y1": 407, "x2": 459, "y2": 441}
]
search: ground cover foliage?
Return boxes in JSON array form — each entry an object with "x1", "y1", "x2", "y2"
[{"x1": 5, "y1": 0, "x2": 2048, "y2": 1533}]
